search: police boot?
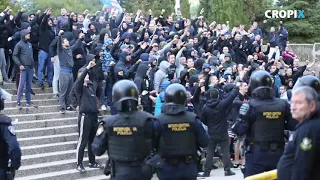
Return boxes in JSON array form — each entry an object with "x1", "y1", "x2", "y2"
[
  {"x1": 224, "y1": 169, "x2": 236, "y2": 176},
  {"x1": 200, "y1": 171, "x2": 210, "y2": 177}
]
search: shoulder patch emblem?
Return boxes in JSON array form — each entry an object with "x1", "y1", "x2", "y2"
[
  {"x1": 300, "y1": 137, "x2": 312, "y2": 151},
  {"x1": 8, "y1": 126, "x2": 16, "y2": 136},
  {"x1": 96, "y1": 124, "x2": 104, "y2": 136}
]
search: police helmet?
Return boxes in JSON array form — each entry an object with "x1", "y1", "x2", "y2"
[
  {"x1": 164, "y1": 83, "x2": 187, "y2": 105},
  {"x1": 112, "y1": 80, "x2": 139, "y2": 111},
  {"x1": 293, "y1": 75, "x2": 320, "y2": 93},
  {"x1": 249, "y1": 70, "x2": 273, "y2": 92}
]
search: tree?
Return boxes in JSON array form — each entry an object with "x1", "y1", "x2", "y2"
[
  {"x1": 0, "y1": 0, "x2": 20, "y2": 13},
  {"x1": 180, "y1": 0, "x2": 191, "y2": 18},
  {"x1": 29, "y1": 0, "x2": 102, "y2": 16},
  {"x1": 262, "y1": 0, "x2": 320, "y2": 43},
  {"x1": 199, "y1": 0, "x2": 267, "y2": 27}
]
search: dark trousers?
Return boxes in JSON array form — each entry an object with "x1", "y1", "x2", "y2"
[
  {"x1": 0, "y1": 169, "x2": 6, "y2": 179},
  {"x1": 93, "y1": 80, "x2": 103, "y2": 107},
  {"x1": 111, "y1": 164, "x2": 152, "y2": 180},
  {"x1": 204, "y1": 137, "x2": 232, "y2": 172},
  {"x1": 157, "y1": 161, "x2": 198, "y2": 180},
  {"x1": 76, "y1": 113, "x2": 98, "y2": 165},
  {"x1": 244, "y1": 147, "x2": 283, "y2": 177},
  {"x1": 17, "y1": 66, "x2": 34, "y2": 104}
]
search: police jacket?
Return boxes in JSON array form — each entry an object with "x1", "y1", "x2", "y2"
[
  {"x1": 156, "y1": 103, "x2": 209, "y2": 159},
  {"x1": 277, "y1": 107, "x2": 320, "y2": 180},
  {"x1": 232, "y1": 96, "x2": 297, "y2": 147},
  {"x1": 201, "y1": 86, "x2": 239, "y2": 139},
  {"x1": 0, "y1": 114, "x2": 21, "y2": 170},
  {"x1": 92, "y1": 111, "x2": 158, "y2": 163},
  {"x1": 71, "y1": 68, "x2": 99, "y2": 114}
]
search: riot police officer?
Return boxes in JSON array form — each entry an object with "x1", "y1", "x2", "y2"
[
  {"x1": 92, "y1": 80, "x2": 159, "y2": 180},
  {"x1": 232, "y1": 70, "x2": 297, "y2": 177},
  {"x1": 156, "y1": 83, "x2": 209, "y2": 180},
  {"x1": 0, "y1": 88, "x2": 21, "y2": 179}
]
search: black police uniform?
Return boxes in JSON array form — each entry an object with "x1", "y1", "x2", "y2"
[
  {"x1": 0, "y1": 114, "x2": 22, "y2": 179},
  {"x1": 92, "y1": 80, "x2": 159, "y2": 180},
  {"x1": 232, "y1": 70, "x2": 297, "y2": 178},
  {"x1": 156, "y1": 83, "x2": 209, "y2": 180},
  {"x1": 72, "y1": 66, "x2": 100, "y2": 172}
]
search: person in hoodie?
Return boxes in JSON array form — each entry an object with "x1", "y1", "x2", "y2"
[
  {"x1": 114, "y1": 51, "x2": 140, "y2": 81},
  {"x1": 12, "y1": 29, "x2": 36, "y2": 109},
  {"x1": 154, "y1": 80, "x2": 170, "y2": 116},
  {"x1": 99, "y1": 36, "x2": 114, "y2": 111},
  {"x1": 37, "y1": 9, "x2": 55, "y2": 89},
  {"x1": 154, "y1": 60, "x2": 170, "y2": 93},
  {"x1": 134, "y1": 62, "x2": 154, "y2": 113},
  {"x1": 200, "y1": 85, "x2": 239, "y2": 177}
]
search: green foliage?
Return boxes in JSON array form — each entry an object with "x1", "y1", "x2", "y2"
[
  {"x1": 199, "y1": 0, "x2": 267, "y2": 27},
  {"x1": 119, "y1": 0, "x2": 175, "y2": 18},
  {"x1": 180, "y1": 0, "x2": 191, "y2": 18},
  {"x1": 190, "y1": 3, "x2": 199, "y2": 18},
  {"x1": 28, "y1": 0, "x2": 102, "y2": 16},
  {"x1": 0, "y1": 0, "x2": 21, "y2": 13},
  {"x1": 264, "y1": 0, "x2": 320, "y2": 43}
]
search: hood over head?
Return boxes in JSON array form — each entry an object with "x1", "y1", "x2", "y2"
[
  {"x1": 159, "y1": 61, "x2": 170, "y2": 72},
  {"x1": 202, "y1": 63, "x2": 211, "y2": 71},
  {"x1": 140, "y1": 53, "x2": 149, "y2": 62},
  {"x1": 20, "y1": 29, "x2": 30, "y2": 39},
  {"x1": 135, "y1": 63, "x2": 149, "y2": 78}
]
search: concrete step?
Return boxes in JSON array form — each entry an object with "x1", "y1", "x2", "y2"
[
  {"x1": 15, "y1": 167, "x2": 104, "y2": 180},
  {"x1": 15, "y1": 117, "x2": 77, "y2": 130},
  {"x1": 3, "y1": 105, "x2": 60, "y2": 115},
  {"x1": 4, "y1": 87, "x2": 53, "y2": 94},
  {"x1": 12, "y1": 93, "x2": 55, "y2": 101},
  {"x1": 0, "y1": 82, "x2": 50, "y2": 89},
  {"x1": 6, "y1": 99, "x2": 59, "y2": 108},
  {"x1": 21, "y1": 141, "x2": 78, "y2": 156},
  {"x1": 9, "y1": 111, "x2": 78, "y2": 121},
  {"x1": 22, "y1": 149, "x2": 77, "y2": 165},
  {"x1": 18, "y1": 133, "x2": 78, "y2": 147},
  {"x1": 16, "y1": 155, "x2": 108, "y2": 177},
  {"x1": 16, "y1": 124, "x2": 77, "y2": 138}
]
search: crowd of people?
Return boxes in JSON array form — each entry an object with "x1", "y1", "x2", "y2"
[{"x1": 0, "y1": 4, "x2": 318, "y2": 178}]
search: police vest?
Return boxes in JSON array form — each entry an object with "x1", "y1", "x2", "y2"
[
  {"x1": 248, "y1": 98, "x2": 286, "y2": 146},
  {"x1": 107, "y1": 111, "x2": 154, "y2": 163},
  {"x1": 157, "y1": 111, "x2": 198, "y2": 158},
  {"x1": 0, "y1": 114, "x2": 12, "y2": 169}
]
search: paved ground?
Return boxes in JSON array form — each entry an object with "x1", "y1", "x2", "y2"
[{"x1": 197, "y1": 168, "x2": 244, "y2": 180}]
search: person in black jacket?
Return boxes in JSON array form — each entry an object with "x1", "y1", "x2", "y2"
[
  {"x1": 37, "y1": 8, "x2": 55, "y2": 89},
  {"x1": 200, "y1": 84, "x2": 239, "y2": 177},
  {"x1": 72, "y1": 60, "x2": 102, "y2": 173}
]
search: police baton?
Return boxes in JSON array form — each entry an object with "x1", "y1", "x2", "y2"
[{"x1": 6, "y1": 159, "x2": 15, "y2": 180}]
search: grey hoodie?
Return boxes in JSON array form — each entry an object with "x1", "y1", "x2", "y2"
[
  {"x1": 154, "y1": 61, "x2": 170, "y2": 92},
  {"x1": 12, "y1": 30, "x2": 34, "y2": 67}
]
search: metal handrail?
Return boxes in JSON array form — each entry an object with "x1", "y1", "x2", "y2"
[{"x1": 244, "y1": 170, "x2": 277, "y2": 180}]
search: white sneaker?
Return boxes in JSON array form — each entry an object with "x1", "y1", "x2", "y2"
[{"x1": 101, "y1": 105, "x2": 107, "y2": 111}]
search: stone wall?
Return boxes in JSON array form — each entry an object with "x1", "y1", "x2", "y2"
[{"x1": 261, "y1": 43, "x2": 320, "y2": 62}]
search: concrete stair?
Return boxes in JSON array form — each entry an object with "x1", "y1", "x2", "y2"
[{"x1": 1, "y1": 83, "x2": 110, "y2": 179}]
